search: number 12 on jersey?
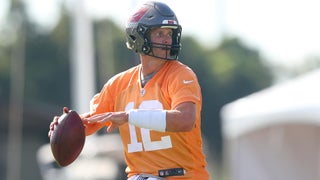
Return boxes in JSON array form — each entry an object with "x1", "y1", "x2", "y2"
[{"x1": 126, "y1": 101, "x2": 172, "y2": 153}]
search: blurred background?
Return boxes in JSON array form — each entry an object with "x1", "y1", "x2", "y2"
[{"x1": 1, "y1": 0, "x2": 320, "y2": 179}]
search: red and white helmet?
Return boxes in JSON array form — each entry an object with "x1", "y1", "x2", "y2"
[{"x1": 125, "y1": 1, "x2": 182, "y2": 60}]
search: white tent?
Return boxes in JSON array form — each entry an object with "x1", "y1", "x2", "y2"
[{"x1": 221, "y1": 69, "x2": 320, "y2": 180}]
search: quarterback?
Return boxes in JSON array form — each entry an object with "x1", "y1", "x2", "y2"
[{"x1": 50, "y1": 1, "x2": 210, "y2": 179}]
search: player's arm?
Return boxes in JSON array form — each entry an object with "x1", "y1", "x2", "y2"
[
  {"x1": 165, "y1": 101, "x2": 196, "y2": 132},
  {"x1": 83, "y1": 101, "x2": 196, "y2": 133}
]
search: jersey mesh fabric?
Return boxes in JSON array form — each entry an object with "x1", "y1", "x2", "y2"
[{"x1": 86, "y1": 60, "x2": 209, "y2": 179}]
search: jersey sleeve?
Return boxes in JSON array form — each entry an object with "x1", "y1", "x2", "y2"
[
  {"x1": 89, "y1": 83, "x2": 114, "y2": 115},
  {"x1": 168, "y1": 66, "x2": 202, "y2": 108},
  {"x1": 85, "y1": 83, "x2": 114, "y2": 136}
]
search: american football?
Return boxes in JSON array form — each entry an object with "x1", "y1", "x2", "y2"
[{"x1": 50, "y1": 107, "x2": 85, "y2": 167}]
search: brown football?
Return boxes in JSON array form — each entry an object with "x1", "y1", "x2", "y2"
[{"x1": 50, "y1": 108, "x2": 85, "y2": 167}]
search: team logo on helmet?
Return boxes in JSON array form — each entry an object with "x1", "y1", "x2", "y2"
[
  {"x1": 162, "y1": 20, "x2": 177, "y2": 25},
  {"x1": 128, "y1": 7, "x2": 148, "y2": 23}
]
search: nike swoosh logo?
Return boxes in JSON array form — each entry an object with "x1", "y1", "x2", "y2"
[{"x1": 183, "y1": 80, "x2": 194, "y2": 84}]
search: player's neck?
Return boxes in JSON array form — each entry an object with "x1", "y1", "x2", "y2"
[{"x1": 140, "y1": 56, "x2": 166, "y2": 76}]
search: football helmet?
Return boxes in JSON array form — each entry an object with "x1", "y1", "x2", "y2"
[{"x1": 125, "y1": 1, "x2": 182, "y2": 60}]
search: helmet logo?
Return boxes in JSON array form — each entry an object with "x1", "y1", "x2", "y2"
[
  {"x1": 162, "y1": 20, "x2": 177, "y2": 25},
  {"x1": 129, "y1": 7, "x2": 148, "y2": 23}
]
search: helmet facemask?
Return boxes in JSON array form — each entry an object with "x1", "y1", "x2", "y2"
[{"x1": 143, "y1": 25, "x2": 182, "y2": 60}]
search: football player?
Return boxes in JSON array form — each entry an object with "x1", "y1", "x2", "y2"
[{"x1": 50, "y1": 1, "x2": 210, "y2": 179}]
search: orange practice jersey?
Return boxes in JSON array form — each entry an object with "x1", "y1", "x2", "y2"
[{"x1": 86, "y1": 60, "x2": 209, "y2": 179}]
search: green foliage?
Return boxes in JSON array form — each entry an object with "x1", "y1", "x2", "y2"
[
  {"x1": 180, "y1": 36, "x2": 273, "y2": 161},
  {"x1": 93, "y1": 19, "x2": 137, "y2": 88},
  {"x1": 0, "y1": 46, "x2": 11, "y2": 100},
  {"x1": 24, "y1": 12, "x2": 71, "y2": 106},
  {"x1": 210, "y1": 38, "x2": 273, "y2": 99}
]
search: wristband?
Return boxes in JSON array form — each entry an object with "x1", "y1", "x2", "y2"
[{"x1": 128, "y1": 109, "x2": 166, "y2": 132}]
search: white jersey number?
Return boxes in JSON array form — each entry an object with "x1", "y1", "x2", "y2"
[{"x1": 126, "y1": 100, "x2": 172, "y2": 153}]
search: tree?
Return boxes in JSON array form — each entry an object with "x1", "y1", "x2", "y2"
[{"x1": 180, "y1": 37, "x2": 273, "y2": 164}]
